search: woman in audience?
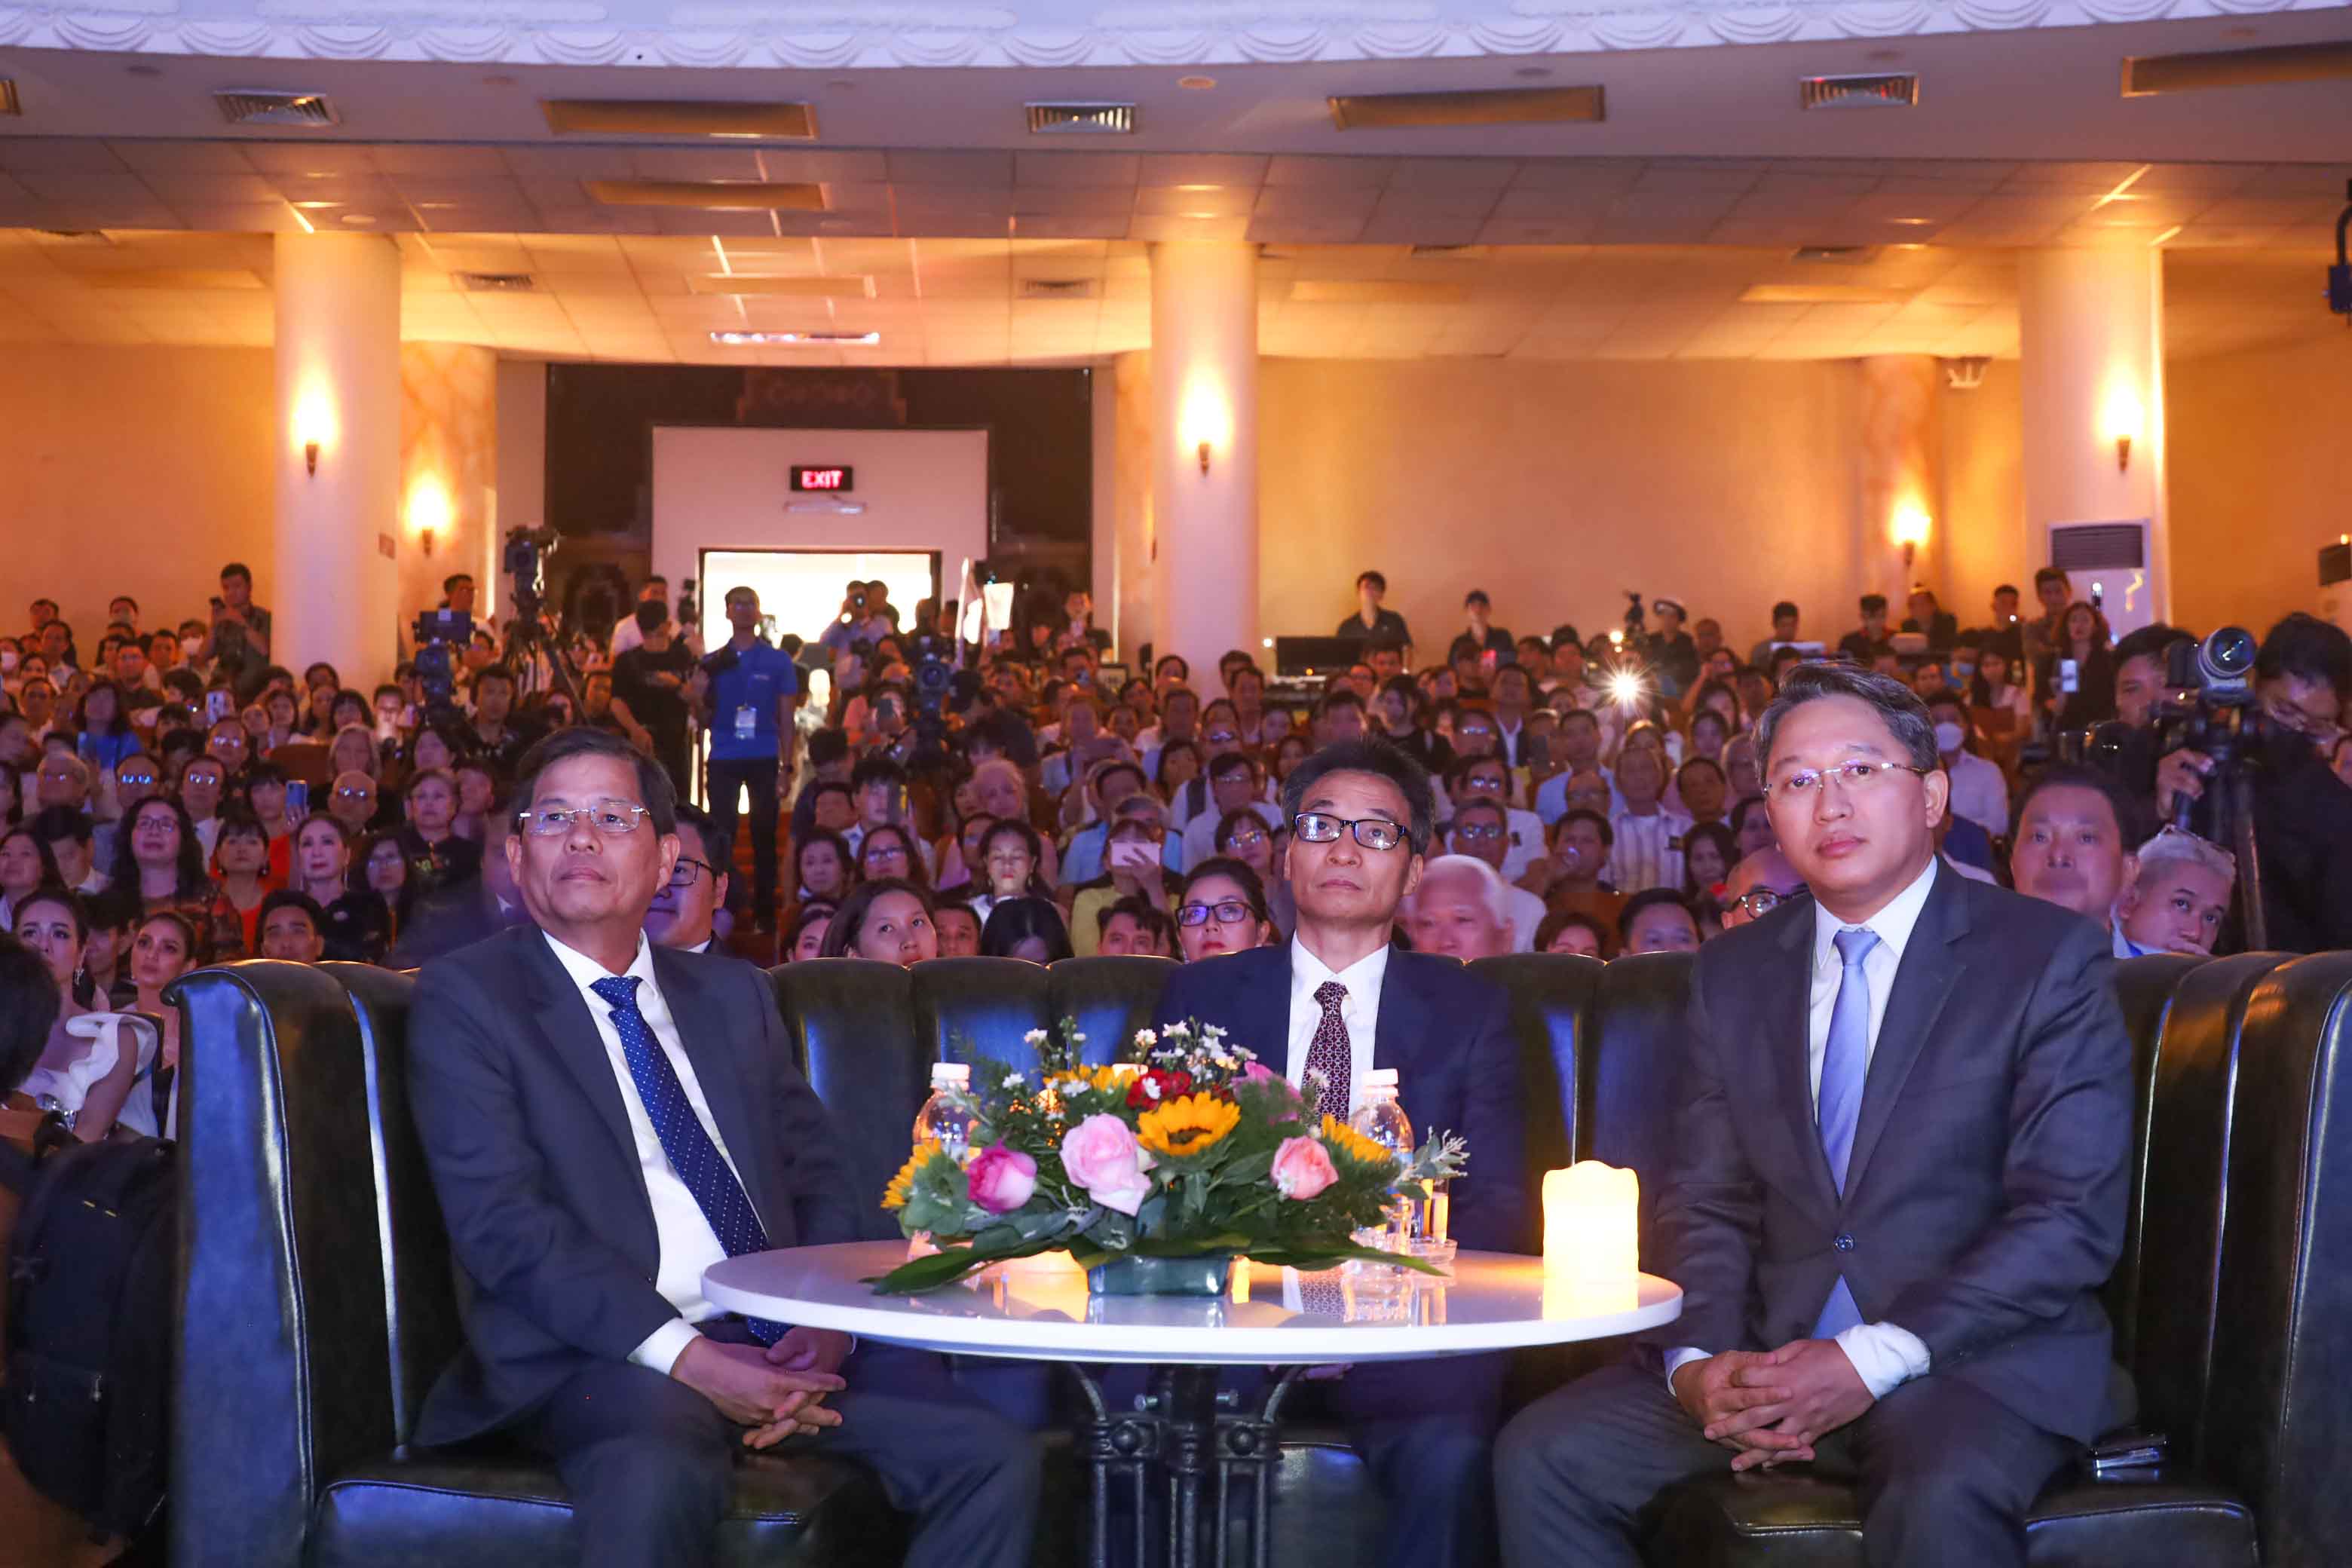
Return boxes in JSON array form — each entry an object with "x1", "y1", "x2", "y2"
[
  {"x1": 782, "y1": 899, "x2": 837, "y2": 963},
  {"x1": 358, "y1": 830, "x2": 410, "y2": 940},
  {"x1": 1153, "y1": 740, "x2": 1202, "y2": 813},
  {"x1": 819, "y1": 877, "x2": 937, "y2": 966},
  {"x1": 971, "y1": 819, "x2": 1049, "y2": 925},
  {"x1": 2038, "y1": 601, "x2": 2116, "y2": 730},
  {"x1": 1269, "y1": 733, "x2": 1313, "y2": 788},
  {"x1": 1617, "y1": 887, "x2": 1702, "y2": 956},
  {"x1": 112, "y1": 794, "x2": 214, "y2": 920},
  {"x1": 792, "y1": 828, "x2": 854, "y2": 908},
  {"x1": 295, "y1": 815, "x2": 390, "y2": 963},
  {"x1": 12, "y1": 888, "x2": 139, "y2": 1142},
  {"x1": 261, "y1": 688, "x2": 302, "y2": 752},
  {"x1": 78, "y1": 888, "x2": 139, "y2": 1009},
  {"x1": 122, "y1": 910, "x2": 200, "y2": 1140},
  {"x1": 206, "y1": 810, "x2": 272, "y2": 959},
  {"x1": 329, "y1": 722, "x2": 381, "y2": 789},
  {"x1": 73, "y1": 678, "x2": 142, "y2": 775},
  {"x1": 0, "y1": 825, "x2": 60, "y2": 931},
  {"x1": 1069, "y1": 816, "x2": 1181, "y2": 956},
  {"x1": 1680, "y1": 822, "x2": 1738, "y2": 937},
  {"x1": 1213, "y1": 808, "x2": 1295, "y2": 939},
  {"x1": 322, "y1": 689, "x2": 373, "y2": 743},
  {"x1": 933, "y1": 901, "x2": 983, "y2": 958},
  {"x1": 932, "y1": 811, "x2": 993, "y2": 903},
  {"x1": 1174, "y1": 858, "x2": 1277, "y2": 963},
  {"x1": 980, "y1": 896, "x2": 1074, "y2": 964},
  {"x1": 855, "y1": 821, "x2": 928, "y2": 892},
  {"x1": 397, "y1": 767, "x2": 483, "y2": 897},
  {"x1": 1965, "y1": 642, "x2": 2032, "y2": 779},
  {"x1": 1534, "y1": 908, "x2": 1609, "y2": 959}
]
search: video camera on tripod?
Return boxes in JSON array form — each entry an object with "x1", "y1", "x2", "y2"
[
  {"x1": 504, "y1": 525, "x2": 559, "y2": 625},
  {"x1": 410, "y1": 608, "x2": 473, "y2": 730}
]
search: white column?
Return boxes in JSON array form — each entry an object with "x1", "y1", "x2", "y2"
[
  {"x1": 274, "y1": 231, "x2": 403, "y2": 688},
  {"x1": 1856, "y1": 354, "x2": 1941, "y2": 605},
  {"x1": 1149, "y1": 241, "x2": 1258, "y2": 688},
  {"x1": 2017, "y1": 248, "x2": 2169, "y2": 621}
]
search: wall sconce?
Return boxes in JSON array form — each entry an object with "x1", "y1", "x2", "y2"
[
  {"x1": 292, "y1": 383, "x2": 338, "y2": 480},
  {"x1": 1179, "y1": 378, "x2": 1230, "y2": 482},
  {"x1": 1197, "y1": 439, "x2": 1212, "y2": 475},
  {"x1": 1891, "y1": 505, "x2": 1933, "y2": 571},
  {"x1": 406, "y1": 473, "x2": 452, "y2": 559},
  {"x1": 2103, "y1": 388, "x2": 2144, "y2": 473}
]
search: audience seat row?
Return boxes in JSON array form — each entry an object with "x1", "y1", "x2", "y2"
[{"x1": 167, "y1": 945, "x2": 2352, "y2": 1566}]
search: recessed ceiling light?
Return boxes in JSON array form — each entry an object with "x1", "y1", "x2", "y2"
[
  {"x1": 1888, "y1": 217, "x2": 1934, "y2": 225},
  {"x1": 1178, "y1": 76, "x2": 1217, "y2": 90},
  {"x1": 291, "y1": 200, "x2": 342, "y2": 210},
  {"x1": 339, "y1": 213, "x2": 378, "y2": 225},
  {"x1": 1173, "y1": 183, "x2": 1222, "y2": 192},
  {"x1": 710, "y1": 329, "x2": 880, "y2": 345}
]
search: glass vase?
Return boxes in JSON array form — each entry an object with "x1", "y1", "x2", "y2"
[{"x1": 1086, "y1": 1250, "x2": 1236, "y2": 1297}]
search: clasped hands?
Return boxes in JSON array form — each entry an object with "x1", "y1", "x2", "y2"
[
  {"x1": 1670, "y1": 1340, "x2": 1873, "y2": 1472},
  {"x1": 672, "y1": 1327, "x2": 853, "y2": 1450}
]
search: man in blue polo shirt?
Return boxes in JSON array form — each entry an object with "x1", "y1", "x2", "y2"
[{"x1": 696, "y1": 586, "x2": 801, "y2": 933}]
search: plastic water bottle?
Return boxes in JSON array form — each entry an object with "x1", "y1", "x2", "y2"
[
  {"x1": 913, "y1": 1062, "x2": 975, "y2": 1165},
  {"x1": 1348, "y1": 1070, "x2": 1416, "y2": 1287}
]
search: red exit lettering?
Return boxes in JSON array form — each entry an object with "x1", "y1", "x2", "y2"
[{"x1": 799, "y1": 467, "x2": 844, "y2": 489}]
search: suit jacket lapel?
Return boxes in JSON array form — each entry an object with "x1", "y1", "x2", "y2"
[
  {"x1": 1766, "y1": 910, "x2": 1841, "y2": 1215},
  {"x1": 1844, "y1": 868, "x2": 1969, "y2": 1198},
  {"x1": 522, "y1": 931, "x2": 639, "y2": 1171},
  {"x1": 650, "y1": 947, "x2": 775, "y2": 1230}
]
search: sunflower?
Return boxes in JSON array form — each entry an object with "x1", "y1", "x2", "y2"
[
  {"x1": 1137, "y1": 1092, "x2": 1242, "y2": 1158},
  {"x1": 884, "y1": 1140, "x2": 943, "y2": 1210},
  {"x1": 1318, "y1": 1113, "x2": 1395, "y2": 1169}
]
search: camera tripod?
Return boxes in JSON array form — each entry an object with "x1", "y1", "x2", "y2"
[{"x1": 2171, "y1": 707, "x2": 2270, "y2": 952}]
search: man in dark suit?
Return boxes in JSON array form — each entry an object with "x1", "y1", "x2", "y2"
[
  {"x1": 1156, "y1": 738, "x2": 1528, "y2": 1568},
  {"x1": 1496, "y1": 663, "x2": 2133, "y2": 1568},
  {"x1": 408, "y1": 727, "x2": 1037, "y2": 1568}
]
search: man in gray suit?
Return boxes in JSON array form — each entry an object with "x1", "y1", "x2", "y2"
[{"x1": 1496, "y1": 663, "x2": 2133, "y2": 1568}]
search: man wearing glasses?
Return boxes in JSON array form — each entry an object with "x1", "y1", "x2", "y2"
[
  {"x1": 1719, "y1": 845, "x2": 1805, "y2": 931},
  {"x1": 405, "y1": 727, "x2": 1039, "y2": 1568},
  {"x1": 1154, "y1": 738, "x2": 1530, "y2": 1568},
  {"x1": 645, "y1": 802, "x2": 731, "y2": 956},
  {"x1": 1499, "y1": 663, "x2": 2134, "y2": 1568}
]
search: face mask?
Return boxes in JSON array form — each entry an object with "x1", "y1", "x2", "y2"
[
  {"x1": 1934, "y1": 721, "x2": 1965, "y2": 752},
  {"x1": 181, "y1": 637, "x2": 204, "y2": 659}
]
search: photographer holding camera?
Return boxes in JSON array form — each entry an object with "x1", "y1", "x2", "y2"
[
  {"x1": 2154, "y1": 614, "x2": 2352, "y2": 954},
  {"x1": 693, "y1": 586, "x2": 803, "y2": 934}
]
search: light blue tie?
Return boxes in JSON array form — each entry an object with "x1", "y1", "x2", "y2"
[{"x1": 1812, "y1": 926, "x2": 1878, "y2": 1340}]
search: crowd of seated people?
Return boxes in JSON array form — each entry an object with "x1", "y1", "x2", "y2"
[{"x1": 6, "y1": 559, "x2": 2352, "y2": 1144}]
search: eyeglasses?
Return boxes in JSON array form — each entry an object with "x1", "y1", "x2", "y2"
[
  {"x1": 1462, "y1": 773, "x2": 1506, "y2": 793},
  {"x1": 865, "y1": 841, "x2": 909, "y2": 861},
  {"x1": 1177, "y1": 899, "x2": 1254, "y2": 927},
  {"x1": 117, "y1": 771, "x2": 158, "y2": 789},
  {"x1": 335, "y1": 785, "x2": 375, "y2": 799},
  {"x1": 1451, "y1": 822, "x2": 1505, "y2": 842},
  {"x1": 668, "y1": 857, "x2": 715, "y2": 889},
  {"x1": 1292, "y1": 812, "x2": 1407, "y2": 852},
  {"x1": 1224, "y1": 826, "x2": 1267, "y2": 847},
  {"x1": 1766, "y1": 759, "x2": 1931, "y2": 804},
  {"x1": 517, "y1": 799, "x2": 652, "y2": 837},
  {"x1": 1732, "y1": 887, "x2": 1802, "y2": 917}
]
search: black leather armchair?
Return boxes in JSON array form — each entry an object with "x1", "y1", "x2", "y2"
[{"x1": 170, "y1": 949, "x2": 2352, "y2": 1567}]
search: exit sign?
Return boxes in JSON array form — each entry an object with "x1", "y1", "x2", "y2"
[{"x1": 791, "y1": 464, "x2": 853, "y2": 493}]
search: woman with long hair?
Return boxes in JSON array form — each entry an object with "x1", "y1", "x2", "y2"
[
  {"x1": 206, "y1": 810, "x2": 273, "y2": 959},
  {"x1": 357, "y1": 830, "x2": 412, "y2": 941},
  {"x1": 854, "y1": 822, "x2": 927, "y2": 892},
  {"x1": 13, "y1": 887, "x2": 139, "y2": 1142},
  {"x1": 121, "y1": 909, "x2": 201, "y2": 1139},
  {"x1": 73, "y1": 678, "x2": 142, "y2": 774},
  {"x1": 0, "y1": 826, "x2": 60, "y2": 932},
  {"x1": 2038, "y1": 601, "x2": 2116, "y2": 730},
  {"x1": 782, "y1": 899, "x2": 837, "y2": 963},
  {"x1": 1679, "y1": 820, "x2": 1738, "y2": 938},
  {"x1": 1214, "y1": 808, "x2": 1294, "y2": 938},
  {"x1": 112, "y1": 794, "x2": 213, "y2": 914},
  {"x1": 1172, "y1": 858, "x2": 1278, "y2": 963},
  {"x1": 296, "y1": 814, "x2": 391, "y2": 963},
  {"x1": 818, "y1": 877, "x2": 937, "y2": 966},
  {"x1": 970, "y1": 819, "x2": 1049, "y2": 923},
  {"x1": 979, "y1": 896, "x2": 1073, "y2": 963},
  {"x1": 794, "y1": 828, "x2": 856, "y2": 906}
]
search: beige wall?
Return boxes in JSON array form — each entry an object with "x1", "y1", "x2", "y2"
[
  {"x1": 1937, "y1": 360, "x2": 2029, "y2": 635},
  {"x1": 2166, "y1": 333, "x2": 2350, "y2": 638},
  {"x1": 0, "y1": 345, "x2": 276, "y2": 639},
  {"x1": 1256, "y1": 357, "x2": 1870, "y2": 658},
  {"x1": 399, "y1": 341, "x2": 500, "y2": 638}
]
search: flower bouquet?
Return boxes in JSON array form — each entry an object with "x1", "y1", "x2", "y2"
[{"x1": 871, "y1": 1018, "x2": 1468, "y2": 1295}]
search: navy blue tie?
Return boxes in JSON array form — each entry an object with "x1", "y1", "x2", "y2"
[
  {"x1": 1811, "y1": 926, "x2": 1879, "y2": 1340},
  {"x1": 591, "y1": 974, "x2": 785, "y2": 1346}
]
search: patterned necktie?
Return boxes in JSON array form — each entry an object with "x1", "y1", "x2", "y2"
[
  {"x1": 1306, "y1": 981, "x2": 1354, "y2": 1124},
  {"x1": 590, "y1": 974, "x2": 785, "y2": 1345},
  {"x1": 1811, "y1": 927, "x2": 1879, "y2": 1340}
]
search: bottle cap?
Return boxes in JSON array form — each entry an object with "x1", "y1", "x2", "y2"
[
  {"x1": 931, "y1": 1062, "x2": 969, "y2": 1083},
  {"x1": 1366, "y1": 1067, "x2": 1398, "y2": 1089}
]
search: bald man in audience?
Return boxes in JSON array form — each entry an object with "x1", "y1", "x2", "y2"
[
  {"x1": 1404, "y1": 854, "x2": 1521, "y2": 962},
  {"x1": 2115, "y1": 830, "x2": 2236, "y2": 957},
  {"x1": 1720, "y1": 847, "x2": 1805, "y2": 931}
]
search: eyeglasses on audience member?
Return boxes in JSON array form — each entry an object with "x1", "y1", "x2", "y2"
[
  {"x1": 1177, "y1": 899, "x2": 1254, "y2": 927},
  {"x1": 668, "y1": 857, "x2": 715, "y2": 888},
  {"x1": 517, "y1": 800, "x2": 651, "y2": 836},
  {"x1": 1291, "y1": 812, "x2": 1406, "y2": 852},
  {"x1": 1766, "y1": 760, "x2": 1931, "y2": 804}
]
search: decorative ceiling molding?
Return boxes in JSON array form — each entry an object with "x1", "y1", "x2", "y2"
[{"x1": 0, "y1": 0, "x2": 2310, "y2": 69}]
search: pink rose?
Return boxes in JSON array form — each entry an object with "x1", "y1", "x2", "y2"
[
  {"x1": 1242, "y1": 1061, "x2": 1279, "y2": 1086},
  {"x1": 1270, "y1": 1135, "x2": 1338, "y2": 1201},
  {"x1": 1060, "y1": 1113, "x2": 1154, "y2": 1216},
  {"x1": 966, "y1": 1144, "x2": 1038, "y2": 1214}
]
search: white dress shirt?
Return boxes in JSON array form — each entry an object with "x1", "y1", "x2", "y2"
[
  {"x1": 1499, "y1": 805, "x2": 1548, "y2": 884},
  {"x1": 1667, "y1": 858, "x2": 1939, "y2": 1401},
  {"x1": 544, "y1": 929, "x2": 756, "y2": 1375},
  {"x1": 1945, "y1": 750, "x2": 2011, "y2": 838},
  {"x1": 1504, "y1": 885, "x2": 1548, "y2": 954},
  {"x1": 1284, "y1": 937, "x2": 1388, "y2": 1117}
]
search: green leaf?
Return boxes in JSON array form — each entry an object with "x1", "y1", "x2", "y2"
[
  {"x1": 1131, "y1": 1233, "x2": 1251, "y2": 1257},
  {"x1": 1241, "y1": 1243, "x2": 1447, "y2": 1277}
]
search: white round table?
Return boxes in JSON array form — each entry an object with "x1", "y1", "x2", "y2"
[
  {"x1": 706, "y1": 1242, "x2": 1681, "y2": 1568},
  {"x1": 705, "y1": 1240, "x2": 1682, "y2": 1364}
]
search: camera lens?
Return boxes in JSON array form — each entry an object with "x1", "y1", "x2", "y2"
[{"x1": 2202, "y1": 626, "x2": 2256, "y2": 681}]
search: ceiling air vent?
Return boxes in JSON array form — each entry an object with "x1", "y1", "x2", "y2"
[
  {"x1": 1791, "y1": 244, "x2": 1880, "y2": 265},
  {"x1": 455, "y1": 272, "x2": 536, "y2": 292},
  {"x1": 214, "y1": 89, "x2": 340, "y2": 127},
  {"x1": 1799, "y1": 74, "x2": 1919, "y2": 110},
  {"x1": 543, "y1": 99, "x2": 814, "y2": 138},
  {"x1": 1026, "y1": 103, "x2": 1136, "y2": 136},
  {"x1": 2122, "y1": 40, "x2": 2352, "y2": 96},
  {"x1": 1017, "y1": 278, "x2": 1099, "y2": 300},
  {"x1": 0, "y1": 79, "x2": 20, "y2": 117},
  {"x1": 1329, "y1": 85, "x2": 1603, "y2": 131}
]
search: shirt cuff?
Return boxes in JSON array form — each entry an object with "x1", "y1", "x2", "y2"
[
  {"x1": 631, "y1": 1318, "x2": 703, "y2": 1377},
  {"x1": 1833, "y1": 1321, "x2": 1932, "y2": 1399},
  {"x1": 1663, "y1": 1346, "x2": 1711, "y2": 1388}
]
